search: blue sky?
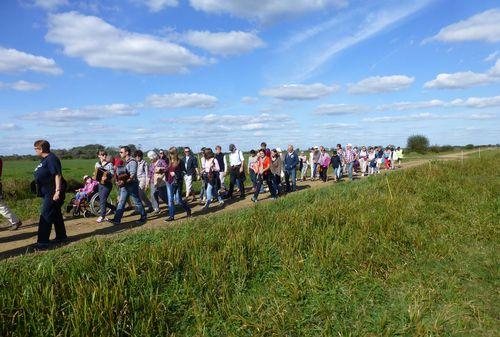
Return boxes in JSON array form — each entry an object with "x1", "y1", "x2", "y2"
[{"x1": 0, "y1": 0, "x2": 499, "y2": 154}]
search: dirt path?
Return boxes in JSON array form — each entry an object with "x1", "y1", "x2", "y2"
[{"x1": 0, "y1": 150, "x2": 483, "y2": 260}]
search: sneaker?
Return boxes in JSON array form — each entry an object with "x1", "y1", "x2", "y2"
[
  {"x1": 164, "y1": 216, "x2": 175, "y2": 222},
  {"x1": 186, "y1": 209, "x2": 192, "y2": 217},
  {"x1": 251, "y1": 197, "x2": 257, "y2": 203},
  {"x1": 202, "y1": 203, "x2": 209, "y2": 211},
  {"x1": 10, "y1": 221, "x2": 22, "y2": 230},
  {"x1": 138, "y1": 217, "x2": 147, "y2": 224},
  {"x1": 96, "y1": 216, "x2": 104, "y2": 223},
  {"x1": 151, "y1": 209, "x2": 161, "y2": 215},
  {"x1": 218, "y1": 200, "x2": 224, "y2": 207}
]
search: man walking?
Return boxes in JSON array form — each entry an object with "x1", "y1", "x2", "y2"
[
  {"x1": 112, "y1": 146, "x2": 147, "y2": 224},
  {"x1": 284, "y1": 145, "x2": 299, "y2": 192},
  {"x1": 214, "y1": 145, "x2": 228, "y2": 191},
  {"x1": 227, "y1": 144, "x2": 245, "y2": 199},
  {"x1": 0, "y1": 157, "x2": 22, "y2": 230}
]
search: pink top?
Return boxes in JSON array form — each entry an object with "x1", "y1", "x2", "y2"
[
  {"x1": 79, "y1": 179, "x2": 98, "y2": 194},
  {"x1": 318, "y1": 152, "x2": 331, "y2": 167}
]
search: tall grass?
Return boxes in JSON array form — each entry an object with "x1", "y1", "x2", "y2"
[{"x1": 0, "y1": 155, "x2": 498, "y2": 336}]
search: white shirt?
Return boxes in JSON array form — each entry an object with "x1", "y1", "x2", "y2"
[{"x1": 229, "y1": 149, "x2": 244, "y2": 167}]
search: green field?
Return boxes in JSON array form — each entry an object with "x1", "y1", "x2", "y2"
[{"x1": 0, "y1": 152, "x2": 498, "y2": 336}]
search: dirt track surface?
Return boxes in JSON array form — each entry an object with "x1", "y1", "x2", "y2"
[{"x1": 0, "y1": 151, "x2": 480, "y2": 260}]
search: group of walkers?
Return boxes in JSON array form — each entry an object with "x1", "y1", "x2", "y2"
[{"x1": 0, "y1": 140, "x2": 402, "y2": 250}]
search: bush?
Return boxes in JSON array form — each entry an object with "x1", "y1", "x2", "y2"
[
  {"x1": 407, "y1": 135, "x2": 429, "y2": 154},
  {"x1": 464, "y1": 144, "x2": 474, "y2": 150}
]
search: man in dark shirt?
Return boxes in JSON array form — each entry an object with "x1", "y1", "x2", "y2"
[
  {"x1": 33, "y1": 140, "x2": 67, "y2": 249},
  {"x1": 181, "y1": 147, "x2": 199, "y2": 201},
  {"x1": 0, "y1": 157, "x2": 22, "y2": 230}
]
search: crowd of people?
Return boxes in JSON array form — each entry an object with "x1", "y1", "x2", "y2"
[{"x1": 0, "y1": 140, "x2": 403, "y2": 250}]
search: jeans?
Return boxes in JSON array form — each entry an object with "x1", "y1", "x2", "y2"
[
  {"x1": 98, "y1": 183, "x2": 115, "y2": 217},
  {"x1": 347, "y1": 162, "x2": 354, "y2": 181},
  {"x1": 166, "y1": 182, "x2": 190, "y2": 219},
  {"x1": 300, "y1": 164, "x2": 308, "y2": 180},
  {"x1": 334, "y1": 166, "x2": 342, "y2": 180},
  {"x1": 253, "y1": 173, "x2": 277, "y2": 200},
  {"x1": 249, "y1": 170, "x2": 257, "y2": 190},
  {"x1": 113, "y1": 181, "x2": 146, "y2": 224},
  {"x1": 150, "y1": 184, "x2": 168, "y2": 210},
  {"x1": 205, "y1": 182, "x2": 223, "y2": 207},
  {"x1": 311, "y1": 163, "x2": 318, "y2": 179},
  {"x1": 284, "y1": 168, "x2": 297, "y2": 192},
  {"x1": 38, "y1": 194, "x2": 67, "y2": 244}
]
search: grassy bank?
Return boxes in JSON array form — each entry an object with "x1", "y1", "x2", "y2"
[{"x1": 0, "y1": 154, "x2": 498, "y2": 336}]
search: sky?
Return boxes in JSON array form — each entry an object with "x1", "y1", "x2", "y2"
[{"x1": 0, "y1": 0, "x2": 499, "y2": 154}]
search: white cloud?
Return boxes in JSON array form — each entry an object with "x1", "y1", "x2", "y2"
[
  {"x1": 188, "y1": 0, "x2": 347, "y2": 21},
  {"x1": 165, "y1": 112, "x2": 290, "y2": 125},
  {"x1": 21, "y1": 104, "x2": 138, "y2": 123},
  {"x1": 32, "y1": 0, "x2": 69, "y2": 10},
  {"x1": 241, "y1": 96, "x2": 259, "y2": 104},
  {"x1": 378, "y1": 99, "x2": 444, "y2": 111},
  {"x1": 134, "y1": 0, "x2": 178, "y2": 12},
  {"x1": 484, "y1": 50, "x2": 499, "y2": 62},
  {"x1": 260, "y1": 83, "x2": 339, "y2": 100},
  {"x1": 0, "y1": 123, "x2": 22, "y2": 131},
  {"x1": 348, "y1": 75, "x2": 414, "y2": 94},
  {"x1": 10, "y1": 80, "x2": 45, "y2": 91},
  {"x1": 426, "y1": 8, "x2": 500, "y2": 43},
  {"x1": 363, "y1": 112, "x2": 497, "y2": 123},
  {"x1": 46, "y1": 12, "x2": 206, "y2": 74},
  {"x1": 0, "y1": 46, "x2": 62, "y2": 75},
  {"x1": 379, "y1": 95, "x2": 500, "y2": 111},
  {"x1": 182, "y1": 30, "x2": 265, "y2": 56},
  {"x1": 323, "y1": 122, "x2": 357, "y2": 129},
  {"x1": 145, "y1": 93, "x2": 218, "y2": 109},
  {"x1": 315, "y1": 103, "x2": 368, "y2": 115},
  {"x1": 424, "y1": 60, "x2": 500, "y2": 89}
]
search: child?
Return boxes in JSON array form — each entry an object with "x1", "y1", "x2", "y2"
[{"x1": 75, "y1": 175, "x2": 98, "y2": 203}]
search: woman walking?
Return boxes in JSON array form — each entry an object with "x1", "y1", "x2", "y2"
[
  {"x1": 251, "y1": 149, "x2": 277, "y2": 202},
  {"x1": 270, "y1": 149, "x2": 282, "y2": 195},
  {"x1": 94, "y1": 150, "x2": 115, "y2": 223},
  {"x1": 135, "y1": 150, "x2": 154, "y2": 213},
  {"x1": 165, "y1": 147, "x2": 191, "y2": 222},
  {"x1": 318, "y1": 146, "x2": 331, "y2": 182},
  {"x1": 32, "y1": 140, "x2": 68, "y2": 249},
  {"x1": 330, "y1": 150, "x2": 342, "y2": 182},
  {"x1": 147, "y1": 150, "x2": 168, "y2": 214},
  {"x1": 202, "y1": 148, "x2": 224, "y2": 210},
  {"x1": 358, "y1": 146, "x2": 368, "y2": 176},
  {"x1": 344, "y1": 144, "x2": 356, "y2": 181},
  {"x1": 298, "y1": 151, "x2": 308, "y2": 181},
  {"x1": 247, "y1": 150, "x2": 258, "y2": 192}
]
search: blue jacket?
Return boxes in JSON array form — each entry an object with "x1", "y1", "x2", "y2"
[{"x1": 284, "y1": 151, "x2": 299, "y2": 170}]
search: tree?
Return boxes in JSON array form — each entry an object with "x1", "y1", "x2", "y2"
[{"x1": 407, "y1": 135, "x2": 429, "y2": 154}]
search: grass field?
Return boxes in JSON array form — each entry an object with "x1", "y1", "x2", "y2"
[
  {"x1": 0, "y1": 149, "x2": 483, "y2": 223},
  {"x1": 0, "y1": 153, "x2": 498, "y2": 336}
]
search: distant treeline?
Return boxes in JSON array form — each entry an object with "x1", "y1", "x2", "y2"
[{"x1": 1, "y1": 143, "x2": 497, "y2": 160}]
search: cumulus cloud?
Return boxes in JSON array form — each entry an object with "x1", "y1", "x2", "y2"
[
  {"x1": 182, "y1": 30, "x2": 265, "y2": 56},
  {"x1": 314, "y1": 103, "x2": 368, "y2": 115},
  {"x1": 484, "y1": 50, "x2": 499, "y2": 62},
  {"x1": 134, "y1": 0, "x2": 178, "y2": 12},
  {"x1": 46, "y1": 12, "x2": 206, "y2": 74},
  {"x1": 377, "y1": 99, "x2": 444, "y2": 111},
  {"x1": 424, "y1": 60, "x2": 500, "y2": 89},
  {"x1": 188, "y1": 0, "x2": 347, "y2": 21},
  {"x1": 20, "y1": 104, "x2": 138, "y2": 123},
  {"x1": 425, "y1": 8, "x2": 500, "y2": 43},
  {"x1": 145, "y1": 93, "x2": 218, "y2": 109},
  {"x1": 0, "y1": 80, "x2": 45, "y2": 91},
  {"x1": 323, "y1": 122, "x2": 357, "y2": 129},
  {"x1": 260, "y1": 83, "x2": 339, "y2": 100},
  {"x1": 348, "y1": 75, "x2": 414, "y2": 94},
  {"x1": 241, "y1": 96, "x2": 259, "y2": 104},
  {"x1": 0, "y1": 46, "x2": 62, "y2": 75},
  {"x1": 164, "y1": 112, "x2": 290, "y2": 125}
]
